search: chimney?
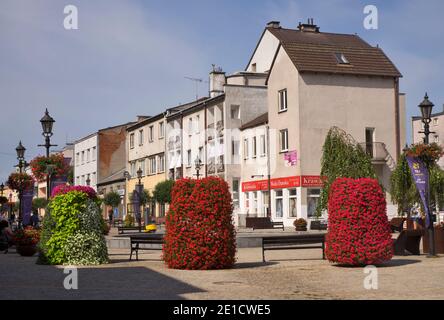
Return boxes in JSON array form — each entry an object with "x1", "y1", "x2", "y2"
[
  {"x1": 266, "y1": 21, "x2": 280, "y2": 29},
  {"x1": 209, "y1": 65, "x2": 225, "y2": 98},
  {"x1": 297, "y1": 18, "x2": 320, "y2": 33}
]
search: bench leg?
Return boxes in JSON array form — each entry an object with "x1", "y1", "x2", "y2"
[
  {"x1": 262, "y1": 239, "x2": 265, "y2": 263},
  {"x1": 136, "y1": 244, "x2": 139, "y2": 261},
  {"x1": 129, "y1": 247, "x2": 133, "y2": 261},
  {"x1": 322, "y1": 241, "x2": 325, "y2": 260}
]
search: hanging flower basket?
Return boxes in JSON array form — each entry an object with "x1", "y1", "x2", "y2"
[
  {"x1": 30, "y1": 153, "x2": 69, "y2": 182},
  {"x1": 7, "y1": 173, "x2": 34, "y2": 191},
  {"x1": 405, "y1": 143, "x2": 444, "y2": 166}
]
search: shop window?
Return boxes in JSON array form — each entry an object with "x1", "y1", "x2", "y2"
[
  {"x1": 275, "y1": 190, "x2": 283, "y2": 218},
  {"x1": 307, "y1": 188, "x2": 321, "y2": 218},
  {"x1": 289, "y1": 189, "x2": 297, "y2": 217},
  {"x1": 232, "y1": 179, "x2": 240, "y2": 209}
]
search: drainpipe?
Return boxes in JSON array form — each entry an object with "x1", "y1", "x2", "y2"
[
  {"x1": 204, "y1": 102, "x2": 208, "y2": 177},
  {"x1": 266, "y1": 124, "x2": 272, "y2": 219},
  {"x1": 394, "y1": 77, "x2": 401, "y2": 161}
]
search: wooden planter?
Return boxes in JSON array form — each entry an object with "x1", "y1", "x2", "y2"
[
  {"x1": 423, "y1": 226, "x2": 444, "y2": 254},
  {"x1": 16, "y1": 245, "x2": 37, "y2": 257},
  {"x1": 295, "y1": 225, "x2": 307, "y2": 231}
]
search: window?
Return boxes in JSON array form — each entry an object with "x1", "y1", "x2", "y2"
[
  {"x1": 434, "y1": 135, "x2": 440, "y2": 143},
  {"x1": 307, "y1": 189, "x2": 321, "y2": 218},
  {"x1": 149, "y1": 156, "x2": 157, "y2": 175},
  {"x1": 262, "y1": 191, "x2": 269, "y2": 216},
  {"x1": 187, "y1": 150, "x2": 192, "y2": 167},
  {"x1": 130, "y1": 133, "x2": 135, "y2": 149},
  {"x1": 139, "y1": 159, "x2": 145, "y2": 176},
  {"x1": 251, "y1": 63, "x2": 257, "y2": 72},
  {"x1": 232, "y1": 139, "x2": 239, "y2": 156},
  {"x1": 275, "y1": 190, "x2": 283, "y2": 218},
  {"x1": 252, "y1": 192, "x2": 258, "y2": 214},
  {"x1": 92, "y1": 147, "x2": 96, "y2": 161},
  {"x1": 92, "y1": 172, "x2": 96, "y2": 185},
  {"x1": 334, "y1": 52, "x2": 349, "y2": 64},
  {"x1": 76, "y1": 176, "x2": 80, "y2": 185},
  {"x1": 230, "y1": 105, "x2": 240, "y2": 119},
  {"x1": 252, "y1": 136, "x2": 257, "y2": 158},
  {"x1": 260, "y1": 135, "x2": 266, "y2": 156},
  {"x1": 278, "y1": 89, "x2": 287, "y2": 112},
  {"x1": 87, "y1": 149, "x2": 91, "y2": 162},
  {"x1": 139, "y1": 129, "x2": 144, "y2": 146},
  {"x1": 365, "y1": 128, "x2": 375, "y2": 157},
  {"x1": 188, "y1": 118, "x2": 193, "y2": 135},
  {"x1": 433, "y1": 118, "x2": 439, "y2": 126},
  {"x1": 159, "y1": 204, "x2": 166, "y2": 217},
  {"x1": 158, "y1": 154, "x2": 165, "y2": 173},
  {"x1": 81, "y1": 175, "x2": 85, "y2": 185},
  {"x1": 232, "y1": 178, "x2": 240, "y2": 209},
  {"x1": 149, "y1": 126, "x2": 154, "y2": 142},
  {"x1": 280, "y1": 129, "x2": 288, "y2": 152},
  {"x1": 244, "y1": 138, "x2": 249, "y2": 159},
  {"x1": 289, "y1": 189, "x2": 297, "y2": 217},
  {"x1": 198, "y1": 147, "x2": 204, "y2": 162},
  {"x1": 76, "y1": 153, "x2": 79, "y2": 166},
  {"x1": 130, "y1": 162, "x2": 136, "y2": 177},
  {"x1": 195, "y1": 115, "x2": 200, "y2": 133},
  {"x1": 159, "y1": 122, "x2": 164, "y2": 139},
  {"x1": 81, "y1": 151, "x2": 85, "y2": 164}
]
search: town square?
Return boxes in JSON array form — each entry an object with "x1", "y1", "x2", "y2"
[{"x1": 1, "y1": 0, "x2": 444, "y2": 308}]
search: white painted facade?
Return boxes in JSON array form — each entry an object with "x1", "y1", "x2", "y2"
[{"x1": 74, "y1": 134, "x2": 98, "y2": 190}]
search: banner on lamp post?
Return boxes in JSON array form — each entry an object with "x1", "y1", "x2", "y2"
[
  {"x1": 21, "y1": 188, "x2": 34, "y2": 226},
  {"x1": 406, "y1": 155, "x2": 432, "y2": 228}
]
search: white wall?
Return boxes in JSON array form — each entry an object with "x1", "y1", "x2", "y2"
[{"x1": 74, "y1": 134, "x2": 98, "y2": 190}]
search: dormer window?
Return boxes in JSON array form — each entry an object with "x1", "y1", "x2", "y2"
[{"x1": 335, "y1": 53, "x2": 349, "y2": 64}]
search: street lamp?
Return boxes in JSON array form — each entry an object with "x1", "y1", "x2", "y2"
[
  {"x1": 38, "y1": 108, "x2": 58, "y2": 200},
  {"x1": 418, "y1": 93, "x2": 436, "y2": 257},
  {"x1": 15, "y1": 141, "x2": 28, "y2": 228},
  {"x1": 194, "y1": 156, "x2": 203, "y2": 179},
  {"x1": 137, "y1": 167, "x2": 143, "y2": 185},
  {"x1": 86, "y1": 176, "x2": 91, "y2": 186},
  {"x1": 418, "y1": 93, "x2": 435, "y2": 144},
  {"x1": 0, "y1": 182, "x2": 4, "y2": 216}
]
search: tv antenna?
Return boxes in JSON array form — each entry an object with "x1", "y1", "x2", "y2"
[{"x1": 184, "y1": 76, "x2": 204, "y2": 100}]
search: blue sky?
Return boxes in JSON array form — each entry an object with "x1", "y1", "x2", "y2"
[{"x1": 1, "y1": 0, "x2": 443, "y2": 182}]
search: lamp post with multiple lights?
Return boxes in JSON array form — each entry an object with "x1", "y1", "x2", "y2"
[
  {"x1": 418, "y1": 93, "x2": 437, "y2": 257},
  {"x1": 194, "y1": 156, "x2": 203, "y2": 179},
  {"x1": 15, "y1": 141, "x2": 29, "y2": 228},
  {"x1": 38, "y1": 109, "x2": 57, "y2": 200}
]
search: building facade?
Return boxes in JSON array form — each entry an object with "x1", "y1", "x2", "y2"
[
  {"x1": 126, "y1": 114, "x2": 167, "y2": 223},
  {"x1": 242, "y1": 21, "x2": 405, "y2": 227}
]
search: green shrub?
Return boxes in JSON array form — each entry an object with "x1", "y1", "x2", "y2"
[{"x1": 124, "y1": 214, "x2": 135, "y2": 227}]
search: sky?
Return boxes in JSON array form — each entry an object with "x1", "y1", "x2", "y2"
[{"x1": 1, "y1": 0, "x2": 443, "y2": 182}]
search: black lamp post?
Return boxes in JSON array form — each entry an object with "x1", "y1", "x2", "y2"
[
  {"x1": 15, "y1": 141, "x2": 28, "y2": 228},
  {"x1": 38, "y1": 108, "x2": 57, "y2": 200},
  {"x1": 0, "y1": 183, "x2": 4, "y2": 216},
  {"x1": 194, "y1": 156, "x2": 203, "y2": 179},
  {"x1": 137, "y1": 167, "x2": 143, "y2": 185},
  {"x1": 135, "y1": 167, "x2": 143, "y2": 231},
  {"x1": 418, "y1": 93, "x2": 436, "y2": 257},
  {"x1": 86, "y1": 176, "x2": 91, "y2": 186}
]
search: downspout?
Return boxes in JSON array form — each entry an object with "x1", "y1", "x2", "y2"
[
  {"x1": 394, "y1": 77, "x2": 401, "y2": 161},
  {"x1": 204, "y1": 102, "x2": 208, "y2": 177}
]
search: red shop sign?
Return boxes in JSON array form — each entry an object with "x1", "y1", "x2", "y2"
[
  {"x1": 242, "y1": 176, "x2": 301, "y2": 192},
  {"x1": 301, "y1": 175, "x2": 325, "y2": 187}
]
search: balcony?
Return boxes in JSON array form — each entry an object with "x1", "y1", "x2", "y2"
[
  {"x1": 216, "y1": 120, "x2": 224, "y2": 137},
  {"x1": 207, "y1": 158, "x2": 216, "y2": 174},
  {"x1": 359, "y1": 142, "x2": 389, "y2": 164}
]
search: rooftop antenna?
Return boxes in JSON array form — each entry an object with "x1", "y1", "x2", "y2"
[{"x1": 184, "y1": 76, "x2": 203, "y2": 101}]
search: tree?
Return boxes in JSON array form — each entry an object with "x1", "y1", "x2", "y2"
[
  {"x1": 153, "y1": 180, "x2": 175, "y2": 204},
  {"x1": 103, "y1": 191, "x2": 121, "y2": 209},
  {"x1": 316, "y1": 127, "x2": 376, "y2": 217},
  {"x1": 32, "y1": 197, "x2": 48, "y2": 211}
]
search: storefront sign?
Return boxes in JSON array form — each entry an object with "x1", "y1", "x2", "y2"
[
  {"x1": 301, "y1": 176, "x2": 325, "y2": 187},
  {"x1": 242, "y1": 176, "x2": 301, "y2": 192}
]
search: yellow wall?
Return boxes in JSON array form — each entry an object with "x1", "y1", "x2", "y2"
[{"x1": 126, "y1": 173, "x2": 166, "y2": 218}]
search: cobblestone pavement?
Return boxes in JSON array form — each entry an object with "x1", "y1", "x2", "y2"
[{"x1": 1, "y1": 247, "x2": 443, "y2": 300}]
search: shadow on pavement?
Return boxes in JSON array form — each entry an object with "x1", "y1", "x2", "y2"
[
  {"x1": 332, "y1": 258, "x2": 422, "y2": 268},
  {"x1": 233, "y1": 261, "x2": 278, "y2": 269}
]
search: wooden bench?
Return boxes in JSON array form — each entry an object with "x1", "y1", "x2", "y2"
[
  {"x1": 112, "y1": 219, "x2": 123, "y2": 228},
  {"x1": 130, "y1": 234, "x2": 164, "y2": 261},
  {"x1": 262, "y1": 234, "x2": 326, "y2": 262},
  {"x1": 310, "y1": 220, "x2": 328, "y2": 231},
  {"x1": 118, "y1": 226, "x2": 144, "y2": 234},
  {"x1": 271, "y1": 221, "x2": 284, "y2": 231}
]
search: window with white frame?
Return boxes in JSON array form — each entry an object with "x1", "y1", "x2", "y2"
[
  {"x1": 232, "y1": 178, "x2": 240, "y2": 209},
  {"x1": 87, "y1": 149, "x2": 91, "y2": 162},
  {"x1": 244, "y1": 138, "x2": 249, "y2": 160},
  {"x1": 158, "y1": 154, "x2": 165, "y2": 173},
  {"x1": 195, "y1": 115, "x2": 200, "y2": 133},
  {"x1": 139, "y1": 159, "x2": 146, "y2": 176},
  {"x1": 434, "y1": 135, "x2": 440, "y2": 143},
  {"x1": 198, "y1": 146, "x2": 204, "y2": 161},
  {"x1": 76, "y1": 153, "x2": 79, "y2": 166},
  {"x1": 130, "y1": 162, "x2": 136, "y2": 177},
  {"x1": 139, "y1": 129, "x2": 144, "y2": 146},
  {"x1": 260, "y1": 134, "x2": 266, "y2": 156},
  {"x1": 159, "y1": 121, "x2": 164, "y2": 139},
  {"x1": 289, "y1": 188, "x2": 297, "y2": 217},
  {"x1": 81, "y1": 151, "x2": 85, "y2": 164},
  {"x1": 307, "y1": 188, "x2": 321, "y2": 218},
  {"x1": 130, "y1": 133, "x2": 135, "y2": 149},
  {"x1": 149, "y1": 126, "x2": 154, "y2": 142},
  {"x1": 433, "y1": 118, "x2": 439, "y2": 126},
  {"x1": 252, "y1": 191, "x2": 258, "y2": 214},
  {"x1": 149, "y1": 156, "x2": 157, "y2": 175},
  {"x1": 280, "y1": 129, "x2": 288, "y2": 152},
  {"x1": 187, "y1": 150, "x2": 192, "y2": 167},
  {"x1": 275, "y1": 190, "x2": 283, "y2": 218},
  {"x1": 188, "y1": 118, "x2": 193, "y2": 135},
  {"x1": 232, "y1": 139, "x2": 239, "y2": 156},
  {"x1": 278, "y1": 89, "x2": 287, "y2": 112},
  {"x1": 230, "y1": 105, "x2": 240, "y2": 119},
  {"x1": 92, "y1": 147, "x2": 96, "y2": 161},
  {"x1": 252, "y1": 137, "x2": 257, "y2": 158}
]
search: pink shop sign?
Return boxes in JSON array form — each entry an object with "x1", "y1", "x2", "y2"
[{"x1": 284, "y1": 150, "x2": 297, "y2": 167}]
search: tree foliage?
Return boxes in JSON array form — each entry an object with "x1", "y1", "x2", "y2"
[
  {"x1": 104, "y1": 191, "x2": 121, "y2": 209},
  {"x1": 129, "y1": 189, "x2": 151, "y2": 206},
  {"x1": 316, "y1": 127, "x2": 376, "y2": 217},
  {"x1": 153, "y1": 180, "x2": 175, "y2": 204},
  {"x1": 32, "y1": 197, "x2": 48, "y2": 210}
]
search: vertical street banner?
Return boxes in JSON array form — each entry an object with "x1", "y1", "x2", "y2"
[
  {"x1": 406, "y1": 156, "x2": 431, "y2": 228},
  {"x1": 21, "y1": 188, "x2": 34, "y2": 226},
  {"x1": 51, "y1": 175, "x2": 68, "y2": 193}
]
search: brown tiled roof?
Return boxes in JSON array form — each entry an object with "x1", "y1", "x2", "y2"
[
  {"x1": 240, "y1": 113, "x2": 268, "y2": 131},
  {"x1": 267, "y1": 27, "x2": 401, "y2": 77}
]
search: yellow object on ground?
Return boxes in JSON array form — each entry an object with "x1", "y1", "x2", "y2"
[{"x1": 145, "y1": 224, "x2": 157, "y2": 233}]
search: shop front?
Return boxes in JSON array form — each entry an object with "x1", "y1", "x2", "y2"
[{"x1": 241, "y1": 175, "x2": 324, "y2": 227}]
